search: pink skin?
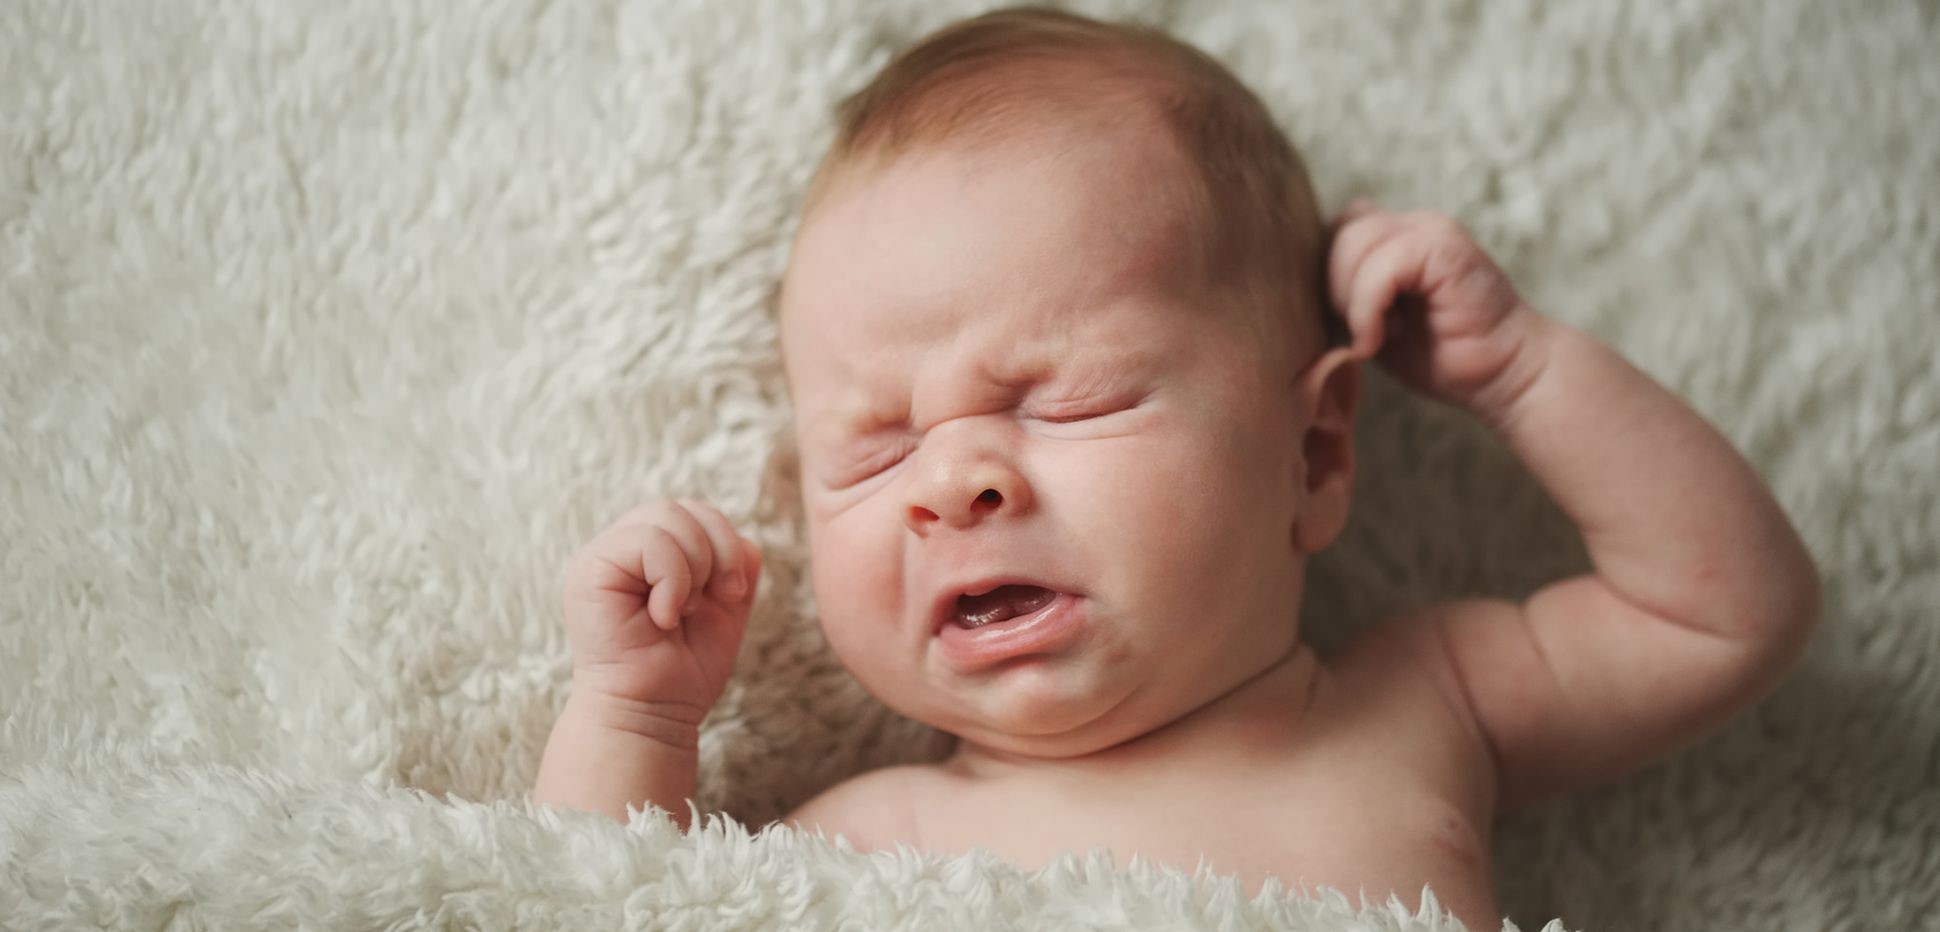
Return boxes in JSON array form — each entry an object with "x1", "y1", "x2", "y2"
[{"x1": 778, "y1": 126, "x2": 1358, "y2": 764}]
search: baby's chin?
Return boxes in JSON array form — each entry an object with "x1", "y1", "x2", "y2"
[{"x1": 909, "y1": 660, "x2": 1157, "y2": 757}]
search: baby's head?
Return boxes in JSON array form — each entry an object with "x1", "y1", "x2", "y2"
[{"x1": 777, "y1": 7, "x2": 1360, "y2": 758}]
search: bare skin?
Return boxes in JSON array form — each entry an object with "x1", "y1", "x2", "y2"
[
  {"x1": 536, "y1": 116, "x2": 1819, "y2": 932},
  {"x1": 875, "y1": 638, "x2": 1500, "y2": 925}
]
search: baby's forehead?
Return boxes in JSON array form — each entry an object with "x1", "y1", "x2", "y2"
[
  {"x1": 798, "y1": 123, "x2": 1213, "y2": 285},
  {"x1": 783, "y1": 129, "x2": 1279, "y2": 366},
  {"x1": 796, "y1": 162, "x2": 1180, "y2": 320}
]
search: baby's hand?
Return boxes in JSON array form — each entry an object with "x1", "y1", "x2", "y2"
[
  {"x1": 559, "y1": 499, "x2": 762, "y2": 715},
  {"x1": 1327, "y1": 201, "x2": 1547, "y2": 418}
]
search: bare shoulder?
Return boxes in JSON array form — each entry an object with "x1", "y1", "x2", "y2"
[
  {"x1": 1319, "y1": 605, "x2": 1499, "y2": 798},
  {"x1": 781, "y1": 763, "x2": 930, "y2": 853},
  {"x1": 1324, "y1": 603, "x2": 1480, "y2": 726}
]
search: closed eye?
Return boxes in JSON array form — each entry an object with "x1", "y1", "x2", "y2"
[
  {"x1": 1032, "y1": 410, "x2": 1112, "y2": 424},
  {"x1": 834, "y1": 440, "x2": 912, "y2": 486},
  {"x1": 1028, "y1": 393, "x2": 1147, "y2": 424}
]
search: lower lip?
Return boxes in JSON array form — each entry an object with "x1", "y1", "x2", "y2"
[{"x1": 933, "y1": 592, "x2": 1086, "y2": 672}]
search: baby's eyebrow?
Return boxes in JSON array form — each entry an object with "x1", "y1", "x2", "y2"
[
  {"x1": 819, "y1": 351, "x2": 1154, "y2": 444},
  {"x1": 821, "y1": 362, "x2": 1041, "y2": 435},
  {"x1": 827, "y1": 408, "x2": 901, "y2": 440}
]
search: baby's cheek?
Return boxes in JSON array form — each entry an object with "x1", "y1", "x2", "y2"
[
  {"x1": 1130, "y1": 433, "x2": 1280, "y2": 574},
  {"x1": 809, "y1": 514, "x2": 910, "y2": 683},
  {"x1": 811, "y1": 513, "x2": 898, "y2": 605},
  {"x1": 1084, "y1": 440, "x2": 1229, "y2": 567}
]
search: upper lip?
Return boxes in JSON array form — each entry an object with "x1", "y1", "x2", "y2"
[{"x1": 928, "y1": 575, "x2": 1067, "y2": 634}]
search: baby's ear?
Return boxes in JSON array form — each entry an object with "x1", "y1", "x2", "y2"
[{"x1": 1292, "y1": 347, "x2": 1360, "y2": 554}]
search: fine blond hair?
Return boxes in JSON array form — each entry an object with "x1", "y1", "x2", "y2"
[{"x1": 797, "y1": 6, "x2": 1335, "y2": 355}]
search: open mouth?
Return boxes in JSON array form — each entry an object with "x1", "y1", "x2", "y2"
[
  {"x1": 931, "y1": 582, "x2": 1086, "y2": 671},
  {"x1": 950, "y1": 584, "x2": 1059, "y2": 629}
]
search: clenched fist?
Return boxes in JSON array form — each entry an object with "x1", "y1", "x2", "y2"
[
  {"x1": 1327, "y1": 200, "x2": 1550, "y2": 420},
  {"x1": 560, "y1": 499, "x2": 763, "y2": 714}
]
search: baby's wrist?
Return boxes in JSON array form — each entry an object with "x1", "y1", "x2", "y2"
[
  {"x1": 1470, "y1": 304, "x2": 1563, "y2": 432},
  {"x1": 536, "y1": 689, "x2": 704, "y2": 825},
  {"x1": 563, "y1": 685, "x2": 707, "y2": 754}
]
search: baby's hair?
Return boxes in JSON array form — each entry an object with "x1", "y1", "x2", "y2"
[{"x1": 797, "y1": 5, "x2": 1344, "y2": 355}]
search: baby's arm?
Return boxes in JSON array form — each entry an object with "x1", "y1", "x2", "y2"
[
  {"x1": 1329, "y1": 204, "x2": 1820, "y2": 807},
  {"x1": 531, "y1": 500, "x2": 761, "y2": 828}
]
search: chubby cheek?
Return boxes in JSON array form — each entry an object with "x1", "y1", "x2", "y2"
[
  {"x1": 1075, "y1": 423, "x2": 1291, "y2": 634},
  {"x1": 805, "y1": 502, "x2": 911, "y2": 685}
]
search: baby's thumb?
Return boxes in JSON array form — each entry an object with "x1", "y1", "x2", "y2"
[{"x1": 737, "y1": 538, "x2": 765, "y2": 601}]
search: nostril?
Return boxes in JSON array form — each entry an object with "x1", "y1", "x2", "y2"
[{"x1": 975, "y1": 489, "x2": 1001, "y2": 509}]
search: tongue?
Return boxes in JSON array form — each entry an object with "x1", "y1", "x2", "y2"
[{"x1": 955, "y1": 585, "x2": 1057, "y2": 628}]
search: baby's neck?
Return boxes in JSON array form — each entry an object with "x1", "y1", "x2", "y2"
[{"x1": 944, "y1": 643, "x2": 1324, "y2": 780}]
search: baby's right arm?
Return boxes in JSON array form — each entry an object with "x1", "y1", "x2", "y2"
[{"x1": 531, "y1": 500, "x2": 761, "y2": 829}]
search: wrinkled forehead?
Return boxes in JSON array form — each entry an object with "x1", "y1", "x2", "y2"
[{"x1": 779, "y1": 126, "x2": 1212, "y2": 337}]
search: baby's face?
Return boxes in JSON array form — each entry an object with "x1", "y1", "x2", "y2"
[{"x1": 779, "y1": 127, "x2": 1322, "y2": 757}]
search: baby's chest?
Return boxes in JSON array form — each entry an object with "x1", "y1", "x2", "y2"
[{"x1": 902, "y1": 764, "x2": 1490, "y2": 904}]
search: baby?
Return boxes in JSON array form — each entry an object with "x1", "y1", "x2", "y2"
[{"x1": 532, "y1": 8, "x2": 1820, "y2": 929}]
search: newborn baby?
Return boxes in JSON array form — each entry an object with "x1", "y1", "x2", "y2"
[{"x1": 533, "y1": 8, "x2": 1820, "y2": 928}]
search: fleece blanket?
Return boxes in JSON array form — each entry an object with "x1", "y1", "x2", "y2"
[{"x1": 3, "y1": 0, "x2": 1936, "y2": 928}]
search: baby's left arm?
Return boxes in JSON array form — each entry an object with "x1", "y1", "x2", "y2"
[{"x1": 1327, "y1": 202, "x2": 1820, "y2": 808}]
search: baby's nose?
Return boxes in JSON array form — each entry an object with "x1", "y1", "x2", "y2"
[{"x1": 904, "y1": 463, "x2": 1031, "y2": 532}]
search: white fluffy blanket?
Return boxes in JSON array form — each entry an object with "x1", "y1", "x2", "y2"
[{"x1": 4, "y1": 0, "x2": 1936, "y2": 928}]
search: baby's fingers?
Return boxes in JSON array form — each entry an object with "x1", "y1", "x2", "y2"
[
  {"x1": 736, "y1": 537, "x2": 764, "y2": 601},
  {"x1": 1327, "y1": 207, "x2": 1406, "y2": 358},
  {"x1": 637, "y1": 527, "x2": 695, "y2": 631},
  {"x1": 616, "y1": 502, "x2": 717, "y2": 591},
  {"x1": 1345, "y1": 232, "x2": 1440, "y2": 358},
  {"x1": 675, "y1": 499, "x2": 752, "y2": 602},
  {"x1": 563, "y1": 521, "x2": 696, "y2": 633},
  {"x1": 1337, "y1": 198, "x2": 1380, "y2": 224}
]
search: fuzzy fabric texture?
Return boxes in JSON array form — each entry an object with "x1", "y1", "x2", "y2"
[{"x1": 3, "y1": 0, "x2": 1936, "y2": 929}]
